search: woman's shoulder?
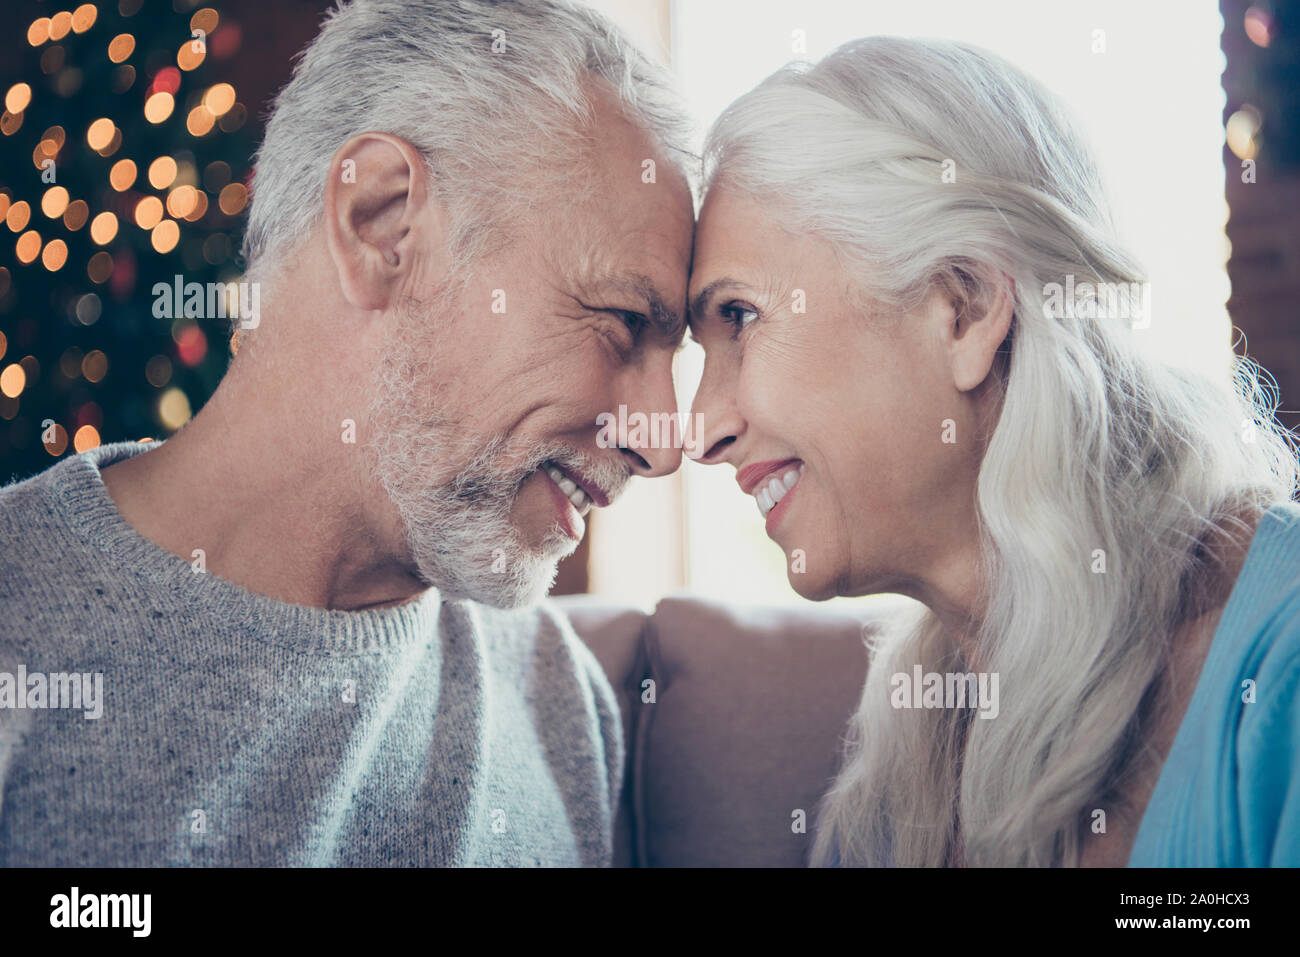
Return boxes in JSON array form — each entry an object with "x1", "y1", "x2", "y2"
[
  {"x1": 1214, "y1": 501, "x2": 1300, "y2": 731},
  {"x1": 1224, "y1": 501, "x2": 1300, "y2": 865},
  {"x1": 1233, "y1": 500, "x2": 1300, "y2": 716},
  {"x1": 1222, "y1": 501, "x2": 1300, "y2": 652}
]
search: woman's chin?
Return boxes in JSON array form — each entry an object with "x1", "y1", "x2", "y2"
[{"x1": 787, "y1": 565, "x2": 840, "y2": 602}]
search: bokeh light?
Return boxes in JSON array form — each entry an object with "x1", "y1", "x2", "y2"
[
  {"x1": 218, "y1": 182, "x2": 247, "y2": 215},
  {"x1": 151, "y1": 218, "x2": 180, "y2": 253},
  {"x1": 40, "y1": 186, "x2": 69, "y2": 218},
  {"x1": 1, "y1": 363, "x2": 27, "y2": 397},
  {"x1": 148, "y1": 155, "x2": 178, "y2": 190},
  {"x1": 1244, "y1": 6, "x2": 1273, "y2": 47},
  {"x1": 42, "y1": 423, "x2": 69, "y2": 456},
  {"x1": 145, "y1": 354, "x2": 172, "y2": 388},
  {"x1": 41, "y1": 238, "x2": 67, "y2": 271},
  {"x1": 87, "y1": 250, "x2": 113, "y2": 283},
  {"x1": 49, "y1": 11, "x2": 73, "y2": 42},
  {"x1": 144, "y1": 91, "x2": 174, "y2": 124},
  {"x1": 158, "y1": 386, "x2": 192, "y2": 429},
  {"x1": 177, "y1": 40, "x2": 205, "y2": 71},
  {"x1": 134, "y1": 196, "x2": 163, "y2": 230},
  {"x1": 108, "y1": 33, "x2": 135, "y2": 63},
  {"x1": 89, "y1": 211, "x2": 118, "y2": 245},
  {"x1": 204, "y1": 83, "x2": 236, "y2": 117},
  {"x1": 186, "y1": 105, "x2": 215, "y2": 137},
  {"x1": 166, "y1": 184, "x2": 199, "y2": 219},
  {"x1": 6, "y1": 200, "x2": 31, "y2": 232},
  {"x1": 109, "y1": 158, "x2": 137, "y2": 190},
  {"x1": 71, "y1": 4, "x2": 98, "y2": 34},
  {"x1": 1226, "y1": 105, "x2": 1262, "y2": 160},
  {"x1": 86, "y1": 117, "x2": 115, "y2": 150},
  {"x1": 16, "y1": 230, "x2": 42, "y2": 264},
  {"x1": 63, "y1": 199, "x2": 89, "y2": 230},
  {"x1": 82, "y1": 349, "x2": 108, "y2": 383},
  {"x1": 73, "y1": 424, "x2": 101, "y2": 452},
  {"x1": 28, "y1": 18, "x2": 51, "y2": 47},
  {"x1": 191, "y1": 8, "x2": 220, "y2": 34},
  {"x1": 5, "y1": 83, "x2": 32, "y2": 114}
]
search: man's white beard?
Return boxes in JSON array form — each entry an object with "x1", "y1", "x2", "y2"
[
  {"x1": 370, "y1": 421, "x2": 577, "y2": 608},
  {"x1": 363, "y1": 298, "x2": 619, "y2": 609}
]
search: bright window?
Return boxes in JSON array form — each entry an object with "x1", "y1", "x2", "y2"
[{"x1": 585, "y1": 0, "x2": 1230, "y2": 608}]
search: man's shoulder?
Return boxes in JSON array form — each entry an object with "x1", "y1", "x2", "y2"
[
  {"x1": 0, "y1": 452, "x2": 126, "y2": 648},
  {"x1": 1, "y1": 456, "x2": 64, "y2": 509},
  {"x1": 0, "y1": 457, "x2": 80, "y2": 570}
]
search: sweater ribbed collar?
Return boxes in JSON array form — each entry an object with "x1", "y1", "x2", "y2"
[{"x1": 48, "y1": 440, "x2": 447, "y2": 655}]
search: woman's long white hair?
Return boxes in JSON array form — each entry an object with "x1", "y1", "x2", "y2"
[{"x1": 703, "y1": 37, "x2": 1300, "y2": 866}]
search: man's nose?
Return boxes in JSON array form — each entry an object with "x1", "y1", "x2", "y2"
[{"x1": 617, "y1": 359, "x2": 684, "y2": 479}]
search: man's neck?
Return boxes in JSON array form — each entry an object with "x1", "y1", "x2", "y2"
[{"x1": 99, "y1": 376, "x2": 427, "y2": 611}]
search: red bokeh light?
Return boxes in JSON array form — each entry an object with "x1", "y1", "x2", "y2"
[
  {"x1": 149, "y1": 66, "x2": 182, "y2": 96},
  {"x1": 176, "y1": 325, "x2": 208, "y2": 367}
]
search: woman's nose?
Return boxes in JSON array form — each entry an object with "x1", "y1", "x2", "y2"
[{"x1": 688, "y1": 357, "x2": 745, "y2": 465}]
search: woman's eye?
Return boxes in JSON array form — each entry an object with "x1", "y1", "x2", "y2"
[{"x1": 719, "y1": 302, "x2": 759, "y2": 336}]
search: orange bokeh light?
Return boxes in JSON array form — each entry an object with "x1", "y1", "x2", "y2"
[{"x1": 89, "y1": 211, "x2": 118, "y2": 245}]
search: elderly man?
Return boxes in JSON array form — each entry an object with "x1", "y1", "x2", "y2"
[{"x1": 0, "y1": 0, "x2": 692, "y2": 866}]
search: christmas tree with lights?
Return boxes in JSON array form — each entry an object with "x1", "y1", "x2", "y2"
[{"x1": 0, "y1": 0, "x2": 254, "y2": 482}]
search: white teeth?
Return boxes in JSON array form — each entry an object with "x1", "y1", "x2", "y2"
[
  {"x1": 543, "y1": 463, "x2": 591, "y2": 514},
  {"x1": 754, "y1": 463, "x2": 803, "y2": 518}
]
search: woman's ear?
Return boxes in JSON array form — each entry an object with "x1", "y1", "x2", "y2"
[
  {"x1": 323, "y1": 132, "x2": 447, "y2": 312},
  {"x1": 947, "y1": 267, "x2": 1015, "y2": 392}
]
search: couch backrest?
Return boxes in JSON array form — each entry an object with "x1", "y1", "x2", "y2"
[{"x1": 559, "y1": 594, "x2": 906, "y2": 866}]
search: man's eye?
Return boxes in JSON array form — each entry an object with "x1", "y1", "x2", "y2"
[
  {"x1": 612, "y1": 310, "x2": 647, "y2": 337},
  {"x1": 719, "y1": 302, "x2": 759, "y2": 336}
]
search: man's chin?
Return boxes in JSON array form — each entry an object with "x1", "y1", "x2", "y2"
[{"x1": 418, "y1": 535, "x2": 576, "y2": 610}]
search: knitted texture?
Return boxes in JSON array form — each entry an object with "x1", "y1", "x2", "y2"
[{"x1": 0, "y1": 441, "x2": 622, "y2": 866}]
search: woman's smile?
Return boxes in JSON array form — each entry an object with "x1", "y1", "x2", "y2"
[{"x1": 737, "y1": 458, "x2": 805, "y2": 525}]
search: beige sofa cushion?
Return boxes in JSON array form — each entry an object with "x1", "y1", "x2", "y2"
[
  {"x1": 638, "y1": 596, "x2": 876, "y2": 866},
  {"x1": 560, "y1": 594, "x2": 896, "y2": 866},
  {"x1": 555, "y1": 597, "x2": 649, "y2": 867}
]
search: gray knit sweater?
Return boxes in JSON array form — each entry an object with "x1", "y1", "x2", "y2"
[{"x1": 0, "y1": 441, "x2": 623, "y2": 866}]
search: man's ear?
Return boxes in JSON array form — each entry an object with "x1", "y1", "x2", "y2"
[
  {"x1": 323, "y1": 132, "x2": 445, "y2": 312},
  {"x1": 946, "y1": 267, "x2": 1015, "y2": 393}
]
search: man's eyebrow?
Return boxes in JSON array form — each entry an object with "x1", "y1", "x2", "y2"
[
  {"x1": 593, "y1": 274, "x2": 685, "y2": 343},
  {"x1": 689, "y1": 278, "x2": 744, "y2": 327}
]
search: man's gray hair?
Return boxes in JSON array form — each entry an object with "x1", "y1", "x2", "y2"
[{"x1": 242, "y1": 0, "x2": 691, "y2": 291}]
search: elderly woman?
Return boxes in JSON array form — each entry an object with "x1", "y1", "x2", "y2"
[{"x1": 687, "y1": 37, "x2": 1300, "y2": 867}]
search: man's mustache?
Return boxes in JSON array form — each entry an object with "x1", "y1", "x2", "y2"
[{"x1": 445, "y1": 437, "x2": 631, "y2": 508}]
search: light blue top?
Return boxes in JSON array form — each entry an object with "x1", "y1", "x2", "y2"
[{"x1": 1128, "y1": 500, "x2": 1300, "y2": 866}]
